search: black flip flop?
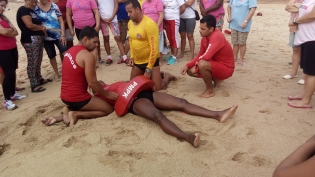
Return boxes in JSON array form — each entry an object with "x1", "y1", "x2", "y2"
[
  {"x1": 40, "y1": 78, "x2": 53, "y2": 85},
  {"x1": 32, "y1": 86, "x2": 46, "y2": 93}
]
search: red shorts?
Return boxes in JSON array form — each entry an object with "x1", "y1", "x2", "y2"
[{"x1": 196, "y1": 61, "x2": 234, "y2": 80}]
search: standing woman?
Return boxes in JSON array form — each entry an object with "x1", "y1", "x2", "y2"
[
  {"x1": 287, "y1": 0, "x2": 315, "y2": 109},
  {"x1": 35, "y1": 0, "x2": 67, "y2": 78},
  {"x1": 51, "y1": 0, "x2": 74, "y2": 49},
  {"x1": 142, "y1": 0, "x2": 164, "y2": 61},
  {"x1": 17, "y1": 0, "x2": 48, "y2": 92},
  {"x1": 66, "y1": 0, "x2": 101, "y2": 61},
  {"x1": 227, "y1": 0, "x2": 257, "y2": 66},
  {"x1": 0, "y1": 0, "x2": 26, "y2": 110}
]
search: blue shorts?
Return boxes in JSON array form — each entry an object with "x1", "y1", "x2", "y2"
[{"x1": 288, "y1": 33, "x2": 300, "y2": 48}]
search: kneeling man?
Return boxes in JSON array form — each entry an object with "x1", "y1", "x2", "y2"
[
  {"x1": 181, "y1": 15, "x2": 234, "y2": 98},
  {"x1": 60, "y1": 26, "x2": 118, "y2": 126}
]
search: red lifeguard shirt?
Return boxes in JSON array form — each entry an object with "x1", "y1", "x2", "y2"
[
  {"x1": 0, "y1": 16, "x2": 17, "y2": 50},
  {"x1": 186, "y1": 30, "x2": 234, "y2": 69},
  {"x1": 94, "y1": 82, "x2": 128, "y2": 106},
  {"x1": 61, "y1": 45, "x2": 92, "y2": 102}
]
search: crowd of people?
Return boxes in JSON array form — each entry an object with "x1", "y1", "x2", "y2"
[{"x1": 0, "y1": 0, "x2": 314, "y2": 172}]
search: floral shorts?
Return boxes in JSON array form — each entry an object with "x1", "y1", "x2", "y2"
[{"x1": 231, "y1": 29, "x2": 249, "y2": 45}]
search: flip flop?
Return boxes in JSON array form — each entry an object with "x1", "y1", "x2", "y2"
[
  {"x1": 40, "y1": 78, "x2": 53, "y2": 85},
  {"x1": 106, "y1": 59, "x2": 113, "y2": 66},
  {"x1": 287, "y1": 96, "x2": 303, "y2": 101},
  {"x1": 283, "y1": 74, "x2": 297, "y2": 79},
  {"x1": 32, "y1": 86, "x2": 46, "y2": 93},
  {"x1": 288, "y1": 102, "x2": 312, "y2": 109},
  {"x1": 236, "y1": 62, "x2": 245, "y2": 66}
]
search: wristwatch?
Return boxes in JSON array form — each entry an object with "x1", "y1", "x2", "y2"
[
  {"x1": 145, "y1": 68, "x2": 152, "y2": 74},
  {"x1": 293, "y1": 18, "x2": 298, "y2": 24},
  {"x1": 244, "y1": 20, "x2": 248, "y2": 23}
]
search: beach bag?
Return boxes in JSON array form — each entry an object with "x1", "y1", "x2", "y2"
[{"x1": 184, "y1": 0, "x2": 200, "y2": 21}]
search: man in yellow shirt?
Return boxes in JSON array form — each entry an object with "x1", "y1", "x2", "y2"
[{"x1": 126, "y1": 0, "x2": 175, "y2": 90}]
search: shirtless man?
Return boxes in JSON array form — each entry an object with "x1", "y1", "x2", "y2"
[
  {"x1": 181, "y1": 15, "x2": 234, "y2": 98},
  {"x1": 42, "y1": 77, "x2": 238, "y2": 147},
  {"x1": 58, "y1": 26, "x2": 118, "y2": 126},
  {"x1": 126, "y1": 0, "x2": 174, "y2": 91}
]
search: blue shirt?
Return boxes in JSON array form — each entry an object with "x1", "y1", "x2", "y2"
[
  {"x1": 117, "y1": 2, "x2": 129, "y2": 20},
  {"x1": 35, "y1": 3, "x2": 62, "y2": 40},
  {"x1": 228, "y1": 0, "x2": 257, "y2": 32}
]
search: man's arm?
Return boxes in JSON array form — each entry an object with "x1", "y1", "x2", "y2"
[
  {"x1": 186, "y1": 38, "x2": 207, "y2": 68},
  {"x1": 285, "y1": 0, "x2": 299, "y2": 13},
  {"x1": 204, "y1": 0, "x2": 224, "y2": 14},
  {"x1": 198, "y1": 34, "x2": 225, "y2": 61},
  {"x1": 83, "y1": 51, "x2": 117, "y2": 99},
  {"x1": 146, "y1": 23, "x2": 159, "y2": 70},
  {"x1": 273, "y1": 135, "x2": 315, "y2": 177}
]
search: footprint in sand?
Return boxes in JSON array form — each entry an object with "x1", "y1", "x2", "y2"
[
  {"x1": 231, "y1": 152, "x2": 271, "y2": 167},
  {"x1": 0, "y1": 143, "x2": 11, "y2": 157}
]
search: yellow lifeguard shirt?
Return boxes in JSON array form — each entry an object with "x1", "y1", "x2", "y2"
[{"x1": 128, "y1": 15, "x2": 159, "y2": 70}]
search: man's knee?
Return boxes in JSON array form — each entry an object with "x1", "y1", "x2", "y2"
[
  {"x1": 198, "y1": 60, "x2": 211, "y2": 70},
  {"x1": 153, "y1": 111, "x2": 166, "y2": 123},
  {"x1": 177, "y1": 98, "x2": 188, "y2": 109}
]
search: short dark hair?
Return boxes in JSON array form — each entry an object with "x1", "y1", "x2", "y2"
[
  {"x1": 79, "y1": 26, "x2": 99, "y2": 41},
  {"x1": 0, "y1": 0, "x2": 8, "y2": 3},
  {"x1": 125, "y1": 0, "x2": 142, "y2": 11},
  {"x1": 200, "y1": 15, "x2": 216, "y2": 29}
]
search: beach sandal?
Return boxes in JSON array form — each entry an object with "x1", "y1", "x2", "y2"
[
  {"x1": 31, "y1": 86, "x2": 46, "y2": 93},
  {"x1": 98, "y1": 59, "x2": 104, "y2": 63},
  {"x1": 224, "y1": 30, "x2": 231, "y2": 35},
  {"x1": 236, "y1": 62, "x2": 245, "y2": 66},
  {"x1": 257, "y1": 12, "x2": 262, "y2": 16},
  {"x1": 283, "y1": 74, "x2": 297, "y2": 79},
  {"x1": 117, "y1": 59, "x2": 124, "y2": 64},
  {"x1": 287, "y1": 96, "x2": 303, "y2": 101},
  {"x1": 124, "y1": 59, "x2": 130, "y2": 66},
  {"x1": 106, "y1": 59, "x2": 113, "y2": 66},
  {"x1": 40, "y1": 78, "x2": 53, "y2": 85},
  {"x1": 288, "y1": 102, "x2": 312, "y2": 109}
]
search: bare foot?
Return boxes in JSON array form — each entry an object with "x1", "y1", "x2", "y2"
[
  {"x1": 219, "y1": 104, "x2": 238, "y2": 123},
  {"x1": 177, "y1": 53, "x2": 184, "y2": 59},
  {"x1": 193, "y1": 133, "x2": 200, "y2": 147},
  {"x1": 198, "y1": 89, "x2": 215, "y2": 98},
  {"x1": 214, "y1": 80, "x2": 224, "y2": 88},
  {"x1": 164, "y1": 72, "x2": 176, "y2": 81},
  {"x1": 41, "y1": 116, "x2": 63, "y2": 126},
  {"x1": 63, "y1": 106, "x2": 70, "y2": 125},
  {"x1": 68, "y1": 111, "x2": 78, "y2": 126}
]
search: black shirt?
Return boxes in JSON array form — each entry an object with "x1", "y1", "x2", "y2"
[{"x1": 16, "y1": 6, "x2": 44, "y2": 43}]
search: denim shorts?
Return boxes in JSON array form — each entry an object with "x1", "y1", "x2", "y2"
[
  {"x1": 44, "y1": 39, "x2": 68, "y2": 59},
  {"x1": 288, "y1": 33, "x2": 300, "y2": 48}
]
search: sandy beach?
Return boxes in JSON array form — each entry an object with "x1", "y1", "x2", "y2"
[{"x1": 0, "y1": 0, "x2": 314, "y2": 176}]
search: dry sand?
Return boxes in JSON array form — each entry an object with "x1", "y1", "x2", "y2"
[{"x1": 0, "y1": 1, "x2": 314, "y2": 177}]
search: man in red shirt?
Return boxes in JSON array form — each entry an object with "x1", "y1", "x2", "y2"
[
  {"x1": 181, "y1": 15, "x2": 234, "y2": 98},
  {"x1": 59, "y1": 26, "x2": 118, "y2": 126},
  {"x1": 43, "y1": 78, "x2": 238, "y2": 147}
]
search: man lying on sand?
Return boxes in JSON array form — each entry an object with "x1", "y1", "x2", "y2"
[{"x1": 43, "y1": 78, "x2": 238, "y2": 148}]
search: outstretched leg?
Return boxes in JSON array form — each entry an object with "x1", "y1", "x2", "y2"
[
  {"x1": 132, "y1": 98, "x2": 200, "y2": 147},
  {"x1": 153, "y1": 92, "x2": 238, "y2": 123}
]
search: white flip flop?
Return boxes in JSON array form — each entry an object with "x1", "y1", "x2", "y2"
[{"x1": 283, "y1": 74, "x2": 297, "y2": 79}]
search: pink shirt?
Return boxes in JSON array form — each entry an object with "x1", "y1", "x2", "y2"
[
  {"x1": 66, "y1": 0, "x2": 98, "y2": 29},
  {"x1": 0, "y1": 16, "x2": 17, "y2": 50},
  {"x1": 294, "y1": 0, "x2": 315, "y2": 45},
  {"x1": 142, "y1": 0, "x2": 164, "y2": 31},
  {"x1": 202, "y1": 0, "x2": 224, "y2": 21},
  {"x1": 290, "y1": 0, "x2": 304, "y2": 20}
]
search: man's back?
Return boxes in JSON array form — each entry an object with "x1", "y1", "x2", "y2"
[{"x1": 61, "y1": 45, "x2": 91, "y2": 102}]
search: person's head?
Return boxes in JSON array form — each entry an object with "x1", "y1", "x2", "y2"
[
  {"x1": 79, "y1": 26, "x2": 99, "y2": 52},
  {"x1": 0, "y1": 0, "x2": 8, "y2": 15},
  {"x1": 199, "y1": 15, "x2": 217, "y2": 37},
  {"x1": 125, "y1": 0, "x2": 142, "y2": 23},
  {"x1": 25, "y1": 0, "x2": 38, "y2": 10}
]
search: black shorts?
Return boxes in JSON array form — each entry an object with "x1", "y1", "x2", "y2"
[
  {"x1": 44, "y1": 39, "x2": 68, "y2": 59},
  {"x1": 62, "y1": 98, "x2": 92, "y2": 111},
  {"x1": 75, "y1": 24, "x2": 96, "y2": 40},
  {"x1": 134, "y1": 58, "x2": 160, "y2": 71},
  {"x1": 300, "y1": 40, "x2": 315, "y2": 76},
  {"x1": 129, "y1": 91, "x2": 154, "y2": 114}
]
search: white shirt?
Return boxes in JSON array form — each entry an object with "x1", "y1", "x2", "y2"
[
  {"x1": 162, "y1": 0, "x2": 185, "y2": 20},
  {"x1": 180, "y1": 0, "x2": 196, "y2": 19},
  {"x1": 98, "y1": 0, "x2": 117, "y2": 22},
  {"x1": 294, "y1": 0, "x2": 315, "y2": 45}
]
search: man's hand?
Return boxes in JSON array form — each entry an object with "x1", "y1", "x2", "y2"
[
  {"x1": 106, "y1": 91, "x2": 119, "y2": 100},
  {"x1": 144, "y1": 72, "x2": 151, "y2": 79},
  {"x1": 181, "y1": 65, "x2": 188, "y2": 75},
  {"x1": 241, "y1": 21, "x2": 247, "y2": 28},
  {"x1": 129, "y1": 58, "x2": 134, "y2": 67}
]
